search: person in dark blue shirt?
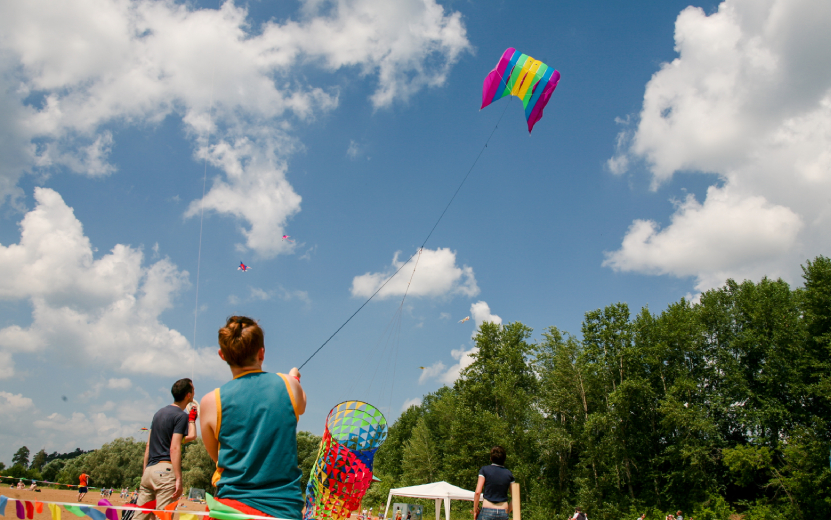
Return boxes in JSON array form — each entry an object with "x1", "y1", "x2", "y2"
[{"x1": 473, "y1": 446, "x2": 514, "y2": 520}]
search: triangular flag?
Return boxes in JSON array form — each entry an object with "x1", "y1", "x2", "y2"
[
  {"x1": 63, "y1": 505, "x2": 86, "y2": 517},
  {"x1": 84, "y1": 508, "x2": 106, "y2": 520},
  {"x1": 97, "y1": 500, "x2": 117, "y2": 520},
  {"x1": 15, "y1": 501, "x2": 24, "y2": 520},
  {"x1": 35, "y1": 504, "x2": 43, "y2": 515},
  {"x1": 179, "y1": 515, "x2": 198, "y2": 520},
  {"x1": 48, "y1": 504, "x2": 61, "y2": 520},
  {"x1": 0, "y1": 496, "x2": 7, "y2": 517}
]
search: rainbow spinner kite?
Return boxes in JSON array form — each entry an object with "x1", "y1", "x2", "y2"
[
  {"x1": 481, "y1": 47, "x2": 561, "y2": 133},
  {"x1": 304, "y1": 401, "x2": 388, "y2": 520}
]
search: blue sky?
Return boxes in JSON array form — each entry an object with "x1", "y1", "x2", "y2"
[{"x1": 2, "y1": 0, "x2": 830, "y2": 464}]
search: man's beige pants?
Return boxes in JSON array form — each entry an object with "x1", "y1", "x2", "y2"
[{"x1": 136, "y1": 462, "x2": 176, "y2": 520}]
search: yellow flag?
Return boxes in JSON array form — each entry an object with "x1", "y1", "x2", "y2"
[
  {"x1": 179, "y1": 514, "x2": 199, "y2": 520},
  {"x1": 48, "y1": 503, "x2": 62, "y2": 520}
]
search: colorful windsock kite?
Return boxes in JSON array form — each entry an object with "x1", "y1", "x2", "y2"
[
  {"x1": 304, "y1": 401, "x2": 388, "y2": 520},
  {"x1": 481, "y1": 47, "x2": 561, "y2": 133}
]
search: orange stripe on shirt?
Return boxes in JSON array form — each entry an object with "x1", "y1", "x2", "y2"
[{"x1": 278, "y1": 374, "x2": 300, "y2": 421}]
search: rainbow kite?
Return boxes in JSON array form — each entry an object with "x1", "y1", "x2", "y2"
[
  {"x1": 304, "y1": 401, "x2": 388, "y2": 520},
  {"x1": 481, "y1": 47, "x2": 561, "y2": 133}
]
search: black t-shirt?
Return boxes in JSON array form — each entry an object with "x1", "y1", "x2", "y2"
[
  {"x1": 147, "y1": 405, "x2": 189, "y2": 466},
  {"x1": 479, "y1": 464, "x2": 514, "y2": 503}
]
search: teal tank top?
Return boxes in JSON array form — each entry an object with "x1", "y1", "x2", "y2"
[{"x1": 213, "y1": 371, "x2": 303, "y2": 519}]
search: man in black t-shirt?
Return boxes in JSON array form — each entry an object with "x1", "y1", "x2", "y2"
[{"x1": 137, "y1": 378, "x2": 198, "y2": 520}]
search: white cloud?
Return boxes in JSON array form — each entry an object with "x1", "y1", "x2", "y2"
[
  {"x1": 250, "y1": 287, "x2": 272, "y2": 301},
  {"x1": 0, "y1": 0, "x2": 470, "y2": 254},
  {"x1": 439, "y1": 312, "x2": 450, "y2": 320},
  {"x1": 34, "y1": 411, "x2": 141, "y2": 452},
  {"x1": 107, "y1": 378, "x2": 133, "y2": 390},
  {"x1": 607, "y1": 0, "x2": 831, "y2": 291},
  {"x1": 440, "y1": 345, "x2": 477, "y2": 384},
  {"x1": 346, "y1": 140, "x2": 361, "y2": 159},
  {"x1": 470, "y1": 300, "x2": 502, "y2": 328},
  {"x1": 419, "y1": 301, "x2": 499, "y2": 385},
  {"x1": 0, "y1": 187, "x2": 225, "y2": 378},
  {"x1": 418, "y1": 361, "x2": 446, "y2": 384},
  {"x1": 401, "y1": 397, "x2": 422, "y2": 412},
  {"x1": 0, "y1": 391, "x2": 35, "y2": 415},
  {"x1": 351, "y1": 247, "x2": 479, "y2": 299}
]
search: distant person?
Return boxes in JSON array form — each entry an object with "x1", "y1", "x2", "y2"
[
  {"x1": 200, "y1": 316, "x2": 307, "y2": 520},
  {"x1": 636, "y1": 515, "x2": 645, "y2": 520},
  {"x1": 77, "y1": 473, "x2": 90, "y2": 501},
  {"x1": 406, "y1": 511, "x2": 411, "y2": 520},
  {"x1": 395, "y1": 508, "x2": 402, "y2": 520},
  {"x1": 571, "y1": 509, "x2": 586, "y2": 520},
  {"x1": 137, "y1": 378, "x2": 198, "y2": 520},
  {"x1": 29, "y1": 481, "x2": 37, "y2": 491},
  {"x1": 676, "y1": 512, "x2": 683, "y2": 520},
  {"x1": 473, "y1": 446, "x2": 514, "y2": 520}
]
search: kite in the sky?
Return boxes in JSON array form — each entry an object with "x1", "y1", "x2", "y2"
[
  {"x1": 419, "y1": 366, "x2": 425, "y2": 369},
  {"x1": 459, "y1": 316, "x2": 470, "y2": 324},
  {"x1": 282, "y1": 235, "x2": 293, "y2": 242},
  {"x1": 238, "y1": 262, "x2": 250, "y2": 272},
  {"x1": 481, "y1": 47, "x2": 561, "y2": 133},
  {"x1": 139, "y1": 427, "x2": 149, "y2": 431}
]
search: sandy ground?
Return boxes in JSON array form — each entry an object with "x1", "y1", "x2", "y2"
[{"x1": 0, "y1": 487, "x2": 205, "y2": 520}]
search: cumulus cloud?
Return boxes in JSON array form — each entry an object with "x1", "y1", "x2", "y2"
[
  {"x1": 470, "y1": 300, "x2": 502, "y2": 328},
  {"x1": 401, "y1": 397, "x2": 422, "y2": 412},
  {"x1": 418, "y1": 361, "x2": 446, "y2": 384},
  {"x1": 420, "y1": 301, "x2": 499, "y2": 384},
  {"x1": 351, "y1": 247, "x2": 479, "y2": 299},
  {"x1": 0, "y1": 391, "x2": 35, "y2": 415},
  {"x1": 0, "y1": 188, "x2": 224, "y2": 378},
  {"x1": 607, "y1": 0, "x2": 831, "y2": 291},
  {"x1": 34, "y1": 411, "x2": 143, "y2": 452},
  {"x1": 107, "y1": 378, "x2": 133, "y2": 390},
  {"x1": 0, "y1": 0, "x2": 470, "y2": 255}
]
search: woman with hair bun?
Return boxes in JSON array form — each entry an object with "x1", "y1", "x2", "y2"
[{"x1": 199, "y1": 316, "x2": 307, "y2": 520}]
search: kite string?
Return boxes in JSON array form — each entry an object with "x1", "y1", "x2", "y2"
[
  {"x1": 299, "y1": 81, "x2": 515, "y2": 371},
  {"x1": 191, "y1": 57, "x2": 217, "y2": 381}
]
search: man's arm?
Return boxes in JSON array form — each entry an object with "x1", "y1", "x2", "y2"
[
  {"x1": 170, "y1": 432, "x2": 184, "y2": 499},
  {"x1": 184, "y1": 406, "x2": 197, "y2": 444},
  {"x1": 200, "y1": 391, "x2": 219, "y2": 462},
  {"x1": 143, "y1": 431, "x2": 151, "y2": 472}
]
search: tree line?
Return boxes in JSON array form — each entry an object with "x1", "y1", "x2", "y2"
[{"x1": 366, "y1": 257, "x2": 831, "y2": 520}]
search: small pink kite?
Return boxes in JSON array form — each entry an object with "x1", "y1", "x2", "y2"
[
  {"x1": 238, "y1": 261, "x2": 251, "y2": 272},
  {"x1": 459, "y1": 316, "x2": 470, "y2": 323},
  {"x1": 282, "y1": 235, "x2": 294, "y2": 242}
]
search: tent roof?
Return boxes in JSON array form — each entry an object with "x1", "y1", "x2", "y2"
[{"x1": 388, "y1": 481, "x2": 477, "y2": 501}]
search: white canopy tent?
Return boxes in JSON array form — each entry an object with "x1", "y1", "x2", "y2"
[{"x1": 383, "y1": 482, "x2": 481, "y2": 520}]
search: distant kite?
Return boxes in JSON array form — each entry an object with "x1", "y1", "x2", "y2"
[
  {"x1": 282, "y1": 235, "x2": 294, "y2": 242},
  {"x1": 419, "y1": 366, "x2": 425, "y2": 370},
  {"x1": 139, "y1": 427, "x2": 149, "y2": 431},
  {"x1": 481, "y1": 47, "x2": 561, "y2": 133},
  {"x1": 238, "y1": 262, "x2": 250, "y2": 272},
  {"x1": 459, "y1": 316, "x2": 470, "y2": 324}
]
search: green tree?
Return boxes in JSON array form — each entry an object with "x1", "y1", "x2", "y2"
[
  {"x1": 12, "y1": 446, "x2": 30, "y2": 468},
  {"x1": 31, "y1": 449, "x2": 47, "y2": 472},
  {"x1": 182, "y1": 438, "x2": 216, "y2": 493},
  {"x1": 401, "y1": 416, "x2": 438, "y2": 484},
  {"x1": 297, "y1": 431, "x2": 322, "y2": 492}
]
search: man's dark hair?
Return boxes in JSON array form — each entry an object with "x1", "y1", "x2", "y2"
[
  {"x1": 171, "y1": 378, "x2": 194, "y2": 402},
  {"x1": 490, "y1": 445, "x2": 506, "y2": 465}
]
